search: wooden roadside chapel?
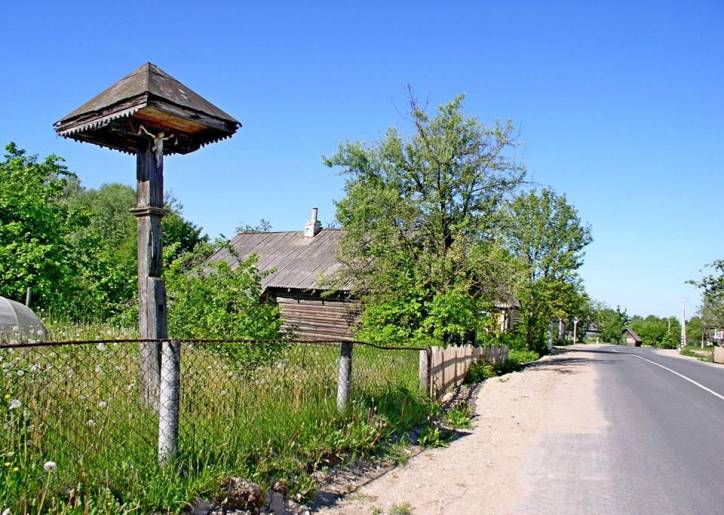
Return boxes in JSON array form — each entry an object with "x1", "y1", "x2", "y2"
[{"x1": 54, "y1": 63, "x2": 240, "y2": 463}]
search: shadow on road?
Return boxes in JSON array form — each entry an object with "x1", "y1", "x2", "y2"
[{"x1": 523, "y1": 348, "x2": 618, "y2": 375}]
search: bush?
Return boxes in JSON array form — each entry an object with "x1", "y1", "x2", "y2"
[
  {"x1": 508, "y1": 349, "x2": 539, "y2": 366},
  {"x1": 464, "y1": 348, "x2": 539, "y2": 383},
  {"x1": 355, "y1": 286, "x2": 490, "y2": 346},
  {"x1": 164, "y1": 243, "x2": 283, "y2": 368},
  {"x1": 478, "y1": 330, "x2": 527, "y2": 350},
  {"x1": 464, "y1": 361, "x2": 498, "y2": 384},
  {"x1": 444, "y1": 404, "x2": 473, "y2": 428}
]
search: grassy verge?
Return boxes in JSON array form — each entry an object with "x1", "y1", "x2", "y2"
[
  {"x1": 463, "y1": 348, "x2": 540, "y2": 384},
  {"x1": 1, "y1": 325, "x2": 433, "y2": 513},
  {"x1": 680, "y1": 345, "x2": 714, "y2": 363}
]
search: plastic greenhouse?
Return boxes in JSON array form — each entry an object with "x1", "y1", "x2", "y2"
[{"x1": 0, "y1": 296, "x2": 47, "y2": 344}]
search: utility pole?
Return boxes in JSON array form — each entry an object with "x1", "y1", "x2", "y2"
[
  {"x1": 680, "y1": 300, "x2": 687, "y2": 351},
  {"x1": 573, "y1": 317, "x2": 579, "y2": 344}
]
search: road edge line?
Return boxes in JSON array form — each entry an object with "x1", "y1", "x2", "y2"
[{"x1": 623, "y1": 352, "x2": 724, "y2": 401}]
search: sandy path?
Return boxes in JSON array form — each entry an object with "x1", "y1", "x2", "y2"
[{"x1": 319, "y1": 346, "x2": 607, "y2": 515}]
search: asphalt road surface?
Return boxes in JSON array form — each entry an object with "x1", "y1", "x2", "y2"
[
  {"x1": 322, "y1": 345, "x2": 724, "y2": 515},
  {"x1": 522, "y1": 345, "x2": 724, "y2": 515}
]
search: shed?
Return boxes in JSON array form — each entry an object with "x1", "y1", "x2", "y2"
[
  {"x1": 208, "y1": 209, "x2": 361, "y2": 340},
  {"x1": 0, "y1": 297, "x2": 47, "y2": 344},
  {"x1": 493, "y1": 293, "x2": 521, "y2": 332},
  {"x1": 623, "y1": 328, "x2": 642, "y2": 347}
]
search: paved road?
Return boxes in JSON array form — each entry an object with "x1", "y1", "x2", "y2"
[
  {"x1": 521, "y1": 345, "x2": 724, "y2": 514},
  {"x1": 321, "y1": 345, "x2": 723, "y2": 514}
]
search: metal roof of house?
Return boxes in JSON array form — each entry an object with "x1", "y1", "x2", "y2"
[
  {"x1": 208, "y1": 229, "x2": 346, "y2": 292},
  {"x1": 54, "y1": 63, "x2": 240, "y2": 155}
]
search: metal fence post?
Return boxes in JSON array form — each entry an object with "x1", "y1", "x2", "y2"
[
  {"x1": 158, "y1": 339, "x2": 180, "y2": 465},
  {"x1": 337, "y1": 341, "x2": 353, "y2": 413},
  {"x1": 419, "y1": 348, "x2": 431, "y2": 397}
]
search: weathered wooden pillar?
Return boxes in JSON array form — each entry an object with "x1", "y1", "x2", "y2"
[
  {"x1": 55, "y1": 62, "x2": 241, "y2": 469},
  {"x1": 131, "y1": 139, "x2": 167, "y2": 407},
  {"x1": 337, "y1": 342, "x2": 353, "y2": 413}
]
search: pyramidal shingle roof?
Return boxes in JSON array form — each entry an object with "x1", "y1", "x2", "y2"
[
  {"x1": 60, "y1": 63, "x2": 237, "y2": 124},
  {"x1": 54, "y1": 63, "x2": 240, "y2": 155}
]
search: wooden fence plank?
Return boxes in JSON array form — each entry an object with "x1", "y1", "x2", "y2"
[{"x1": 425, "y1": 344, "x2": 509, "y2": 400}]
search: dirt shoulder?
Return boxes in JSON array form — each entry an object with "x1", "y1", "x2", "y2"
[{"x1": 318, "y1": 345, "x2": 607, "y2": 515}]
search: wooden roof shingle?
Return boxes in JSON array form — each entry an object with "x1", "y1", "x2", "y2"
[
  {"x1": 54, "y1": 63, "x2": 240, "y2": 155},
  {"x1": 209, "y1": 229, "x2": 346, "y2": 292}
]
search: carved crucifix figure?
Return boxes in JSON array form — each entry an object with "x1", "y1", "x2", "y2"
[{"x1": 138, "y1": 125, "x2": 176, "y2": 167}]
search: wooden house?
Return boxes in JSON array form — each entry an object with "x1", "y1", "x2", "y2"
[
  {"x1": 623, "y1": 328, "x2": 642, "y2": 347},
  {"x1": 210, "y1": 208, "x2": 522, "y2": 341},
  {"x1": 208, "y1": 209, "x2": 361, "y2": 340}
]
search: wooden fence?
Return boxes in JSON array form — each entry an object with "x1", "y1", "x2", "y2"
[{"x1": 419, "y1": 345, "x2": 509, "y2": 400}]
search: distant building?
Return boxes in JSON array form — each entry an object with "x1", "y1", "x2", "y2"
[
  {"x1": 623, "y1": 328, "x2": 642, "y2": 347},
  {"x1": 493, "y1": 294, "x2": 521, "y2": 333},
  {"x1": 584, "y1": 323, "x2": 601, "y2": 342},
  {"x1": 209, "y1": 209, "x2": 361, "y2": 340}
]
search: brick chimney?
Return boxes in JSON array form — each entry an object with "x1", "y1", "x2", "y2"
[{"x1": 304, "y1": 208, "x2": 322, "y2": 237}]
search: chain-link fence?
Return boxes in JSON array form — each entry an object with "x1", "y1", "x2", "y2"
[{"x1": 0, "y1": 338, "x2": 427, "y2": 512}]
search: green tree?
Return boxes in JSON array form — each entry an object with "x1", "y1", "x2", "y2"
[
  {"x1": 595, "y1": 304, "x2": 629, "y2": 344},
  {"x1": 325, "y1": 94, "x2": 524, "y2": 344},
  {"x1": 235, "y1": 219, "x2": 272, "y2": 233},
  {"x1": 504, "y1": 188, "x2": 592, "y2": 351},
  {"x1": 690, "y1": 260, "x2": 724, "y2": 341},
  {"x1": 629, "y1": 314, "x2": 679, "y2": 348},
  {"x1": 165, "y1": 242, "x2": 282, "y2": 366},
  {"x1": 64, "y1": 183, "x2": 206, "y2": 320},
  {"x1": 569, "y1": 291, "x2": 594, "y2": 342},
  {"x1": 0, "y1": 143, "x2": 78, "y2": 311},
  {"x1": 0, "y1": 143, "x2": 207, "y2": 321},
  {"x1": 686, "y1": 316, "x2": 704, "y2": 345}
]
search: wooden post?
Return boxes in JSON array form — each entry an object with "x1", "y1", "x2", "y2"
[
  {"x1": 337, "y1": 342, "x2": 353, "y2": 412},
  {"x1": 158, "y1": 339, "x2": 181, "y2": 464},
  {"x1": 131, "y1": 139, "x2": 168, "y2": 407},
  {"x1": 547, "y1": 323, "x2": 553, "y2": 352},
  {"x1": 419, "y1": 348, "x2": 431, "y2": 397}
]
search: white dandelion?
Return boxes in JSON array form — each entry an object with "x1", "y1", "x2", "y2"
[
  {"x1": 98, "y1": 400, "x2": 107, "y2": 409},
  {"x1": 43, "y1": 460, "x2": 57, "y2": 473},
  {"x1": 87, "y1": 419, "x2": 96, "y2": 428}
]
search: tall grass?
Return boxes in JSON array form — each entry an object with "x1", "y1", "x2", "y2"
[{"x1": 0, "y1": 329, "x2": 429, "y2": 513}]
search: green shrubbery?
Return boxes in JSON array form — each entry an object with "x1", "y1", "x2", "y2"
[
  {"x1": 464, "y1": 347, "x2": 539, "y2": 384},
  {"x1": 355, "y1": 287, "x2": 490, "y2": 346}
]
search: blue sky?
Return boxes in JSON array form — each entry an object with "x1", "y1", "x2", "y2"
[{"x1": 1, "y1": 1, "x2": 722, "y2": 317}]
